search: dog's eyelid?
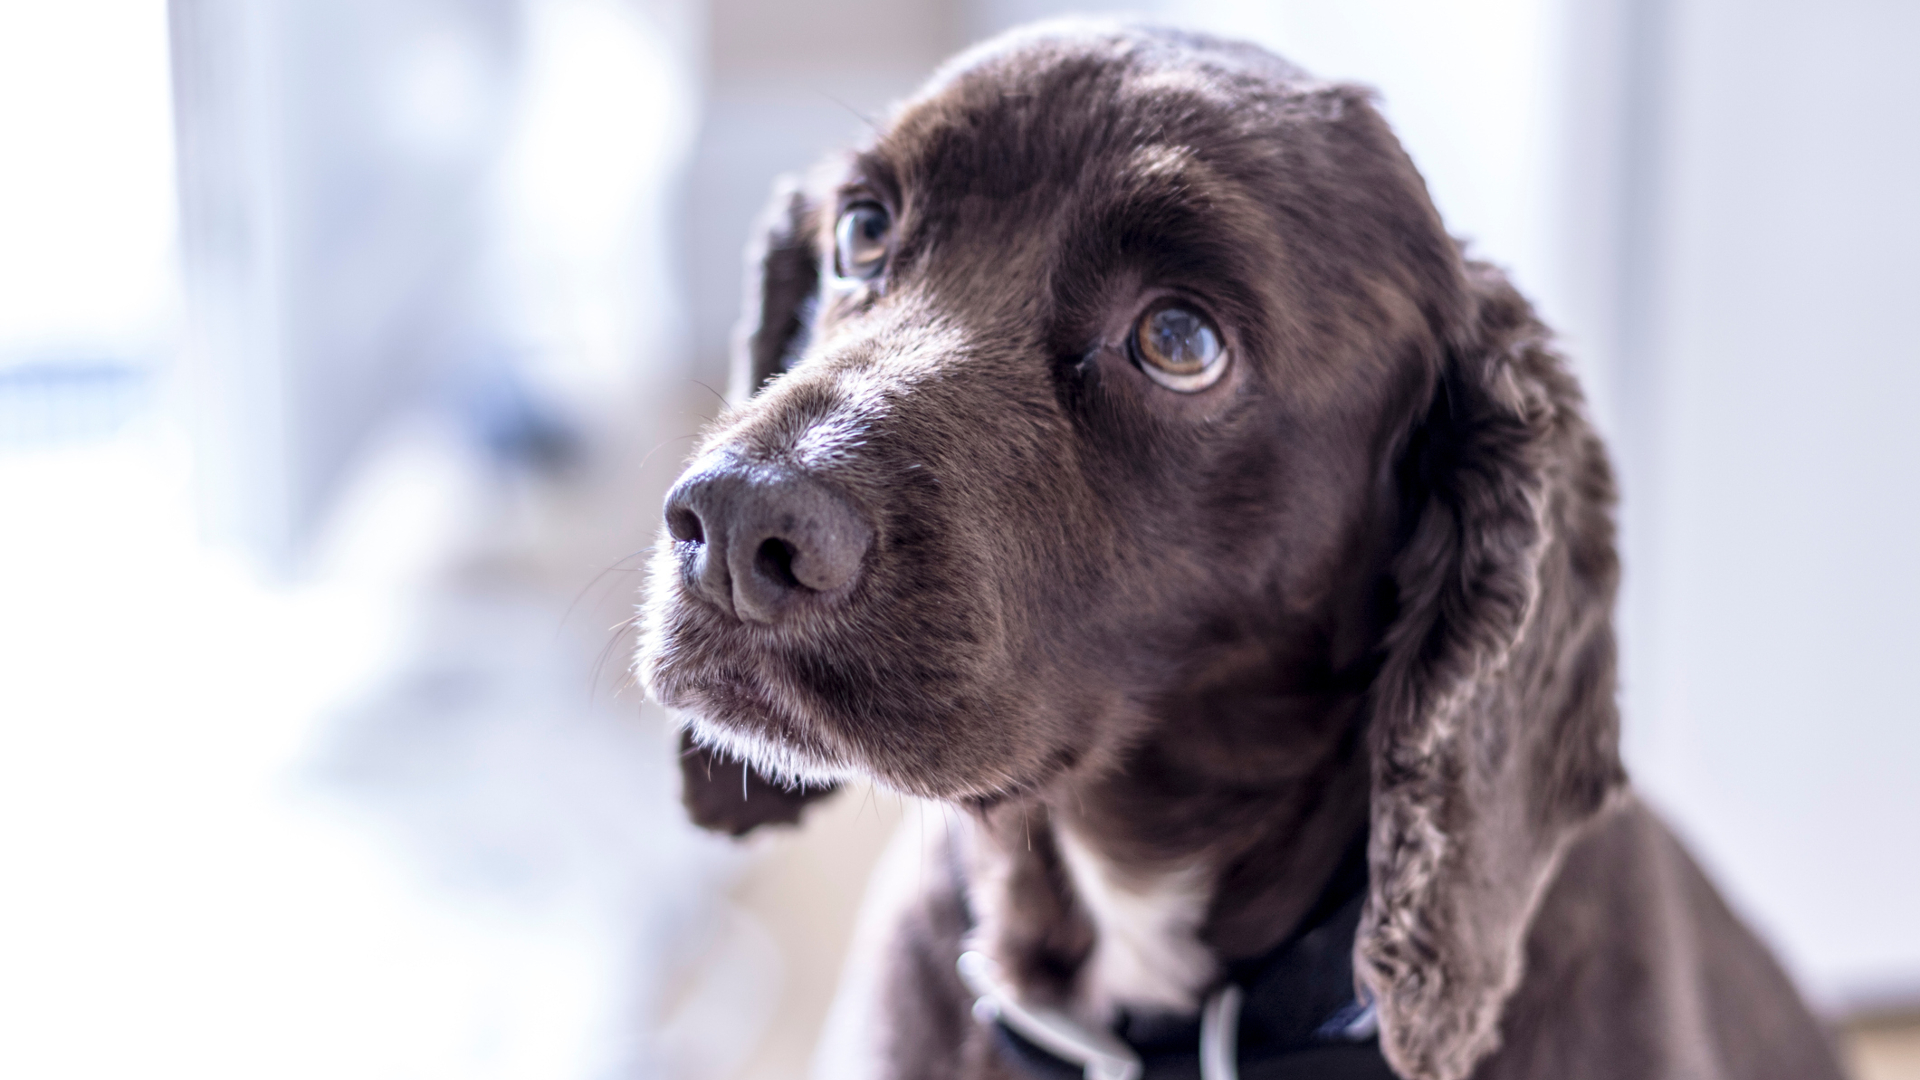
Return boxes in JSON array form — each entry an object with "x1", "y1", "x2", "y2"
[
  {"x1": 834, "y1": 186, "x2": 886, "y2": 211},
  {"x1": 835, "y1": 160, "x2": 902, "y2": 214}
]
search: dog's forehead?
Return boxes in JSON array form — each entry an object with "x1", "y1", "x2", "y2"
[
  {"x1": 869, "y1": 26, "x2": 1314, "y2": 201},
  {"x1": 796, "y1": 24, "x2": 1456, "y2": 408}
]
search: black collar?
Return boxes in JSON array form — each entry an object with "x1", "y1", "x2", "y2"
[{"x1": 960, "y1": 835, "x2": 1397, "y2": 1080}]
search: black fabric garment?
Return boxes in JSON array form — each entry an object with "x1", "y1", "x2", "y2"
[
  {"x1": 993, "y1": 1025, "x2": 1396, "y2": 1080},
  {"x1": 986, "y1": 832, "x2": 1398, "y2": 1079}
]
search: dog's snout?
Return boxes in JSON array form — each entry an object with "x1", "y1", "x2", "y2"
[{"x1": 663, "y1": 458, "x2": 872, "y2": 623}]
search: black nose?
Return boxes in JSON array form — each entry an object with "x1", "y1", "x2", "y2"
[{"x1": 662, "y1": 456, "x2": 873, "y2": 623}]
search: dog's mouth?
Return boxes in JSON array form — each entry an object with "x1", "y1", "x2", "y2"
[
  {"x1": 637, "y1": 578, "x2": 857, "y2": 786},
  {"x1": 638, "y1": 536, "x2": 1051, "y2": 800}
]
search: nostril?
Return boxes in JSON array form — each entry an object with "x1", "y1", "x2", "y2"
[
  {"x1": 667, "y1": 505, "x2": 705, "y2": 544},
  {"x1": 661, "y1": 456, "x2": 872, "y2": 622},
  {"x1": 754, "y1": 537, "x2": 802, "y2": 590}
]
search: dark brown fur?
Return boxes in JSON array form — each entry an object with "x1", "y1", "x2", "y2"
[{"x1": 640, "y1": 21, "x2": 1845, "y2": 1080}]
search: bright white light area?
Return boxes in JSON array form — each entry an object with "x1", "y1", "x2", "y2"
[
  {"x1": 385, "y1": 26, "x2": 500, "y2": 162},
  {"x1": 0, "y1": 426, "x2": 747, "y2": 1079},
  {"x1": 0, "y1": 0, "x2": 177, "y2": 360},
  {"x1": 493, "y1": 0, "x2": 697, "y2": 411},
  {"x1": 0, "y1": 432, "x2": 499, "y2": 1080},
  {"x1": 503, "y1": 0, "x2": 690, "y2": 255}
]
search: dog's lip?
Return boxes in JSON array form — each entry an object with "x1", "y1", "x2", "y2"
[
  {"x1": 645, "y1": 590, "x2": 842, "y2": 728},
  {"x1": 648, "y1": 647, "x2": 830, "y2": 757},
  {"x1": 651, "y1": 629, "x2": 1090, "y2": 804}
]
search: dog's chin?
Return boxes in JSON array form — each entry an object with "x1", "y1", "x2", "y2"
[
  {"x1": 641, "y1": 637, "x2": 855, "y2": 786},
  {"x1": 678, "y1": 710, "x2": 855, "y2": 790},
  {"x1": 641, "y1": 586, "x2": 1068, "y2": 804},
  {"x1": 647, "y1": 655, "x2": 1061, "y2": 804},
  {"x1": 665, "y1": 686, "x2": 1048, "y2": 804}
]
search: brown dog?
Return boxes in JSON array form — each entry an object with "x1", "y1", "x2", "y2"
[{"x1": 639, "y1": 21, "x2": 1845, "y2": 1080}]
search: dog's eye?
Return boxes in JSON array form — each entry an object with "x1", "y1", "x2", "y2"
[
  {"x1": 1132, "y1": 302, "x2": 1229, "y2": 391},
  {"x1": 834, "y1": 203, "x2": 891, "y2": 281}
]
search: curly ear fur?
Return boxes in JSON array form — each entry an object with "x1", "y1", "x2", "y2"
[
  {"x1": 1358, "y1": 259, "x2": 1627, "y2": 1080},
  {"x1": 675, "y1": 176, "x2": 837, "y2": 837}
]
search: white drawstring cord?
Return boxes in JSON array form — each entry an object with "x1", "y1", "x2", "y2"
[
  {"x1": 959, "y1": 951, "x2": 1253, "y2": 1080},
  {"x1": 958, "y1": 952, "x2": 1145, "y2": 1080},
  {"x1": 1198, "y1": 983, "x2": 1243, "y2": 1080}
]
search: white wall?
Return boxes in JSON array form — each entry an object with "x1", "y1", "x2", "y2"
[{"x1": 1632, "y1": 0, "x2": 1920, "y2": 1006}]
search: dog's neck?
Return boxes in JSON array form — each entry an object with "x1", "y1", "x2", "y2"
[
  {"x1": 961, "y1": 457, "x2": 1398, "y2": 1025},
  {"x1": 963, "y1": 668, "x2": 1374, "y2": 1024}
]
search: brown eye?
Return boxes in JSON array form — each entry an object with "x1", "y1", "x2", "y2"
[
  {"x1": 834, "y1": 203, "x2": 890, "y2": 281},
  {"x1": 1132, "y1": 302, "x2": 1228, "y2": 391}
]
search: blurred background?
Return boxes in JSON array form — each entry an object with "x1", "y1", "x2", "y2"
[{"x1": 0, "y1": 0, "x2": 1914, "y2": 1077}]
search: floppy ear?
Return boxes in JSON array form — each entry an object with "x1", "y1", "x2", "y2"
[
  {"x1": 1357, "y1": 260, "x2": 1627, "y2": 1080},
  {"x1": 731, "y1": 173, "x2": 823, "y2": 402},
  {"x1": 676, "y1": 175, "x2": 839, "y2": 837}
]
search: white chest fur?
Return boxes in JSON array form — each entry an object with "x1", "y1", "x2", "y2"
[{"x1": 1054, "y1": 826, "x2": 1218, "y2": 1021}]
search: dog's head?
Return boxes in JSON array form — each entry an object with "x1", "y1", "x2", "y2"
[
  {"x1": 643, "y1": 25, "x2": 1455, "y2": 800},
  {"x1": 639, "y1": 21, "x2": 1623, "y2": 1080}
]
